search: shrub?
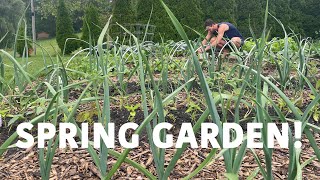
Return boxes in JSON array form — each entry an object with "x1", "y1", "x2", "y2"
[
  {"x1": 170, "y1": 0, "x2": 203, "y2": 40},
  {"x1": 136, "y1": 0, "x2": 176, "y2": 42},
  {"x1": 111, "y1": 0, "x2": 136, "y2": 41},
  {"x1": 81, "y1": 3, "x2": 101, "y2": 48},
  {"x1": 137, "y1": 0, "x2": 203, "y2": 42},
  {"x1": 16, "y1": 25, "x2": 32, "y2": 57},
  {"x1": 56, "y1": 0, "x2": 79, "y2": 54}
]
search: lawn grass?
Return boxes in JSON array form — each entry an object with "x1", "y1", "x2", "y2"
[{"x1": 2, "y1": 37, "x2": 72, "y2": 80}]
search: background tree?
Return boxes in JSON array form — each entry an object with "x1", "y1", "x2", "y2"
[
  {"x1": 0, "y1": 0, "x2": 25, "y2": 48},
  {"x1": 169, "y1": 0, "x2": 204, "y2": 40},
  {"x1": 37, "y1": 0, "x2": 111, "y2": 33},
  {"x1": 56, "y1": 0, "x2": 79, "y2": 54},
  {"x1": 136, "y1": 0, "x2": 176, "y2": 42},
  {"x1": 112, "y1": 0, "x2": 135, "y2": 25},
  {"x1": 81, "y1": 3, "x2": 101, "y2": 47},
  {"x1": 212, "y1": 0, "x2": 236, "y2": 24},
  {"x1": 38, "y1": 0, "x2": 110, "y2": 18},
  {"x1": 288, "y1": 0, "x2": 305, "y2": 36},
  {"x1": 37, "y1": 15, "x2": 57, "y2": 37},
  {"x1": 236, "y1": 0, "x2": 263, "y2": 38},
  {"x1": 200, "y1": 0, "x2": 215, "y2": 20},
  {"x1": 111, "y1": 0, "x2": 136, "y2": 41},
  {"x1": 268, "y1": 0, "x2": 292, "y2": 37},
  {"x1": 302, "y1": 0, "x2": 320, "y2": 39},
  {"x1": 16, "y1": 22, "x2": 32, "y2": 57}
]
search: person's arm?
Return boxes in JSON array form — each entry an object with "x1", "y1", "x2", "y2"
[
  {"x1": 201, "y1": 31, "x2": 212, "y2": 46},
  {"x1": 197, "y1": 31, "x2": 212, "y2": 53},
  {"x1": 205, "y1": 24, "x2": 229, "y2": 51}
]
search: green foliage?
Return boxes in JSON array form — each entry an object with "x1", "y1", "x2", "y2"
[
  {"x1": 0, "y1": 0, "x2": 25, "y2": 48},
  {"x1": 16, "y1": 24, "x2": 32, "y2": 57},
  {"x1": 268, "y1": 0, "x2": 292, "y2": 37},
  {"x1": 140, "y1": 0, "x2": 176, "y2": 41},
  {"x1": 37, "y1": 15, "x2": 57, "y2": 37},
  {"x1": 81, "y1": 3, "x2": 101, "y2": 47},
  {"x1": 301, "y1": 0, "x2": 320, "y2": 39},
  {"x1": 112, "y1": 0, "x2": 135, "y2": 25},
  {"x1": 169, "y1": 0, "x2": 203, "y2": 40},
  {"x1": 242, "y1": 39, "x2": 255, "y2": 52},
  {"x1": 200, "y1": 0, "x2": 215, "y2": 20},
  {"x1": 212, "y1": 0, "x2": 236, "y2": 24},
  {"x1": 56, "y1": 0, "x2": 79, "y2": 54},
  {"x1": 38, "y1": 0, "x2": 111, "y2": 18},
  {"x1": 124, "y1": 103, "x2": 140, "y2": 122},
  {"x1": 137, "y1": 0, "x2": 203, "y2": 42},
  {"x1": 270, "y1": 37, "x2": 298, "y2": 52},
  {"x1": 111, "y1": 0, "x2": 136, "y2": 40},
  {"x1": 32, "y1": 0, "x2": 320, "y2": 42},
  {"x1": 1, "y1": 3, "x2": 320, "y2": 178},
  {"x1": 236, "y1": 0, "x2": 263, "y2": 38}
]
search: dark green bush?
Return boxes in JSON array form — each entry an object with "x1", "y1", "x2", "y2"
[
  {"x1": 16, "y1": 25, "x2": 32, "y2": 57},
  {"x1": 136, "y1": 0, "x2": 175, "y2": 42},
  {"x1": 136, "y1": 0, "x2": 203, "y2": 42},
  {"x1": 56, "y1": 0, "x2": 79, "y2": 54},
  {"x1": 81, "y1": 3, "x2": 101, "y2": 48},
  {"x1": 111, "y1": 0, "x2": 135, "y2": 41}
]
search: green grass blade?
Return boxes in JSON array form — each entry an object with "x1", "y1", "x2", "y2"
[
  {"x1": 301, "y1": 156, "x2": 316, "y2": 169},
  {"x1": 105, "y1": 109, "x2": 158, "y2": 179},
  {"x1": 246, "y1": 168, "x2": 260, "y2": 180},
  {"x1": 304, "y1": 129, "x2": 320, "y2": 161},
  {"x1": 0, "y1": 50, "x2": 36, "y2": 94},
  {"x1": 164, "y1": 109, "x2": 209, "y2": 178},
  {"x1": 250, "y1": 149, "x2": 267, "y2": 178},
  {"x1": 295, "y1": 148, "x2": 302, "y2": 180},
  {"x1": 0, "y1": 55, "x2": 3, "y2": 94},
  {"x1": 115, "y1": 23, "x2": 163, "y2": 176},
  {"x1": 108, "y1": 149, "x2": 157, "y2": 180},
  {"x1": 182, "y1": 148, "x2": 219, "y2": 180},
  {"x1": 97, "y1": 15, "x2": 113, "y2": 177},
  {"x1": 232, "y1": 140, "x2": 248, "y2": 173}
]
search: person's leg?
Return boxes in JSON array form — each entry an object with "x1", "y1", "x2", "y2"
[
  {"x1": 226, "y1": 37, "x2": 243, "y2": 61},
  {"x1": 230, "y1": 37, "x2": 242, "y2": 48},
  {"x1": 208, "y1": 37, "x2": 228, "y2": 57},
  {"x1": 208, "y1": 37, "x2": 229, "y2": 60},
  {"x1": 209, "y1": 37, "x2": 226, "y2": 49}
]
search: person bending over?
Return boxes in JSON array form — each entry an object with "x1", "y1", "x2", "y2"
[{"x1": 197, "y1": 19, "x2": 244, "y2": 54}]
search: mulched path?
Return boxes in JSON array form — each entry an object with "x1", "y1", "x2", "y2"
[
  {"x1": 1, "y1": 58, "x2": 320, "y2": 179},
  {"x1": 0, "y1": 133, "x2": 319, "y2": 179}
]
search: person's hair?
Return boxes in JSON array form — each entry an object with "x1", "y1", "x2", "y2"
[{"x1": 204, "y1": 19, "x2": 216, "y2": 28}]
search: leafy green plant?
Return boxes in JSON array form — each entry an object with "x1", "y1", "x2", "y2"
[
  {"x1": 186, "y1": 100, "x2": 202, "y2": 121},
  {"x1": 124, "y1": 103, "x2": 140, "y2": 122}
]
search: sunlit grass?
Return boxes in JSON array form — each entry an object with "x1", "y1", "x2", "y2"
[{"x1": 3, "y1": 37, "x2": 70, "y2": 80}]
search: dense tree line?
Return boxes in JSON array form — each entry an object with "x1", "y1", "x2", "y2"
[
  {"x1": 112, "y1": 0, "x2": 320, "y2": 41},
  {"x1": 1, "y1": 0, "x2": 320, "y2": 50}
]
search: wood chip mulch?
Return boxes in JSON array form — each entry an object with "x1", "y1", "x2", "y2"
[{"x1": 0, "y1": 134, "x2": 319, "y2": 179}]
